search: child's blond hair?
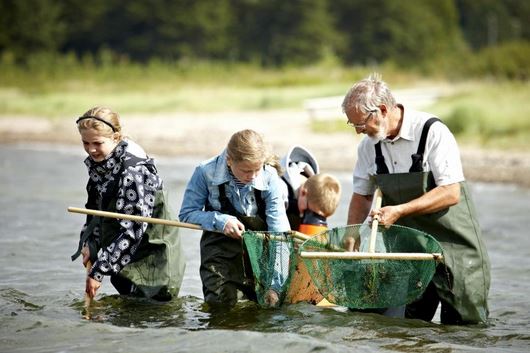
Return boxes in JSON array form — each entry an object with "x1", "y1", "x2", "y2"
[
  {"x1": 227, "y1": 129, "x2": 282, "y2": 174},
  {"x1": 76, "y1": 106, "x2": 123, "y2": 140},
  {"x1": 305, "y1": 173, "x2": 341, "y2": 217}
]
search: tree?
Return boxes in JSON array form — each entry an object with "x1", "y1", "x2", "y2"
[
  {"x1": 331, "y1": 0, "x2": 466, "y2": 67},
  {"x1": 0, "y1": 0, "x2": 65, "y2": 59},
  {"x1": 231, "y1": 0, "x2": 338, "y2": 66},
  {"x1": 456, "y1": 0, "x2": 530, "y2": 50}
]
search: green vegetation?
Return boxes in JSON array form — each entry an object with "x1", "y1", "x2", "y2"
[
  {"x1": 1, "y1": 0, "x2": 528, "y2": 151},
  {"x1": 430, "y1": 81, "x2": 530, "y2": 150},
  {"x1": 1, "y1": 56, "x2": 528, "y2": 151},
  {"x1": 0, "y1": 55, "x2": 416, "y2": 117}
]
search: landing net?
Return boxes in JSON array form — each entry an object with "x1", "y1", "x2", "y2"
[
  {"x1": 243, "y1": 232, "x2": 296, "y2": 307},
  {"x1": 298, "y1": 224, "x2": 444, "y2": 309}
]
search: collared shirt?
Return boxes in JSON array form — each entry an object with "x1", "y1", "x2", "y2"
[
  {"x1": 353, "y1": 106, "x2": 465, "y2": 195},
  {"x1": 179, "y1": 149, "x2": 290, "y2": 232}
]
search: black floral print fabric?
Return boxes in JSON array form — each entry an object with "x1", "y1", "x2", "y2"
[{"x1": 81, "y1": 140, "x2": 162, "y2": 281}]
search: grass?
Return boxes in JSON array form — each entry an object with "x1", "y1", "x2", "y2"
[
  {"x1": 429, "y1": 81, "x2": 530, "y2": 150},
  {"x1": 0, "y1": 56, "x2": 427, "y2": 117},
  {"x1": 0, "y1": 56, "x2": 528, "y2": 150}
]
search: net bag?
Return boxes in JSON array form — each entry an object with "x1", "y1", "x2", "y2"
[
  {"x1": 243, "y1": 231, "x2": 297, "y2": 306},
  {"x1": 299, "y1": 224, "x2": 444, "y2": 309}
]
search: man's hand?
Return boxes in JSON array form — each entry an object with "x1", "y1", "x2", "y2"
[
  {"x1": 343, "y1": 236, "x2": 359, "y2": 252},
  {"x1": 370, "y1": 205, "x2": 403, "y2": 228}
]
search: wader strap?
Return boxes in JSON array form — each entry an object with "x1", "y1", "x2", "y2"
[
  {"x1": 374, "y1": 142, "x2": 389, "y2": 175},
  {"x1": 409, "y1": 117, "x2": 441, "y2": 173},
  {"x1": 209, "y1": 183, "x2": 266, "y2": 223}
]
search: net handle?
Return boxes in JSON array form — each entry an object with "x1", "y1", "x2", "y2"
[
  {"x1": 68, "y1": 206, "x2": 309, "y2": 242},
  {"x1": 300, "y1": 251, "x2": 444, "y2": 261},
  {"x1": 369, "y1": 188, "x2": 383, "y2": 253}
]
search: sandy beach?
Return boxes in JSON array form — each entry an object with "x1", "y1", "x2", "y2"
[{"x1": 1, "y1": 110, "x2": 529, "y2": 188}]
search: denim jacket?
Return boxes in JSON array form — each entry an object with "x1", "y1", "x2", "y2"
[{"x1": 179, "y1": 149, "x2": 290, "y2": 233}]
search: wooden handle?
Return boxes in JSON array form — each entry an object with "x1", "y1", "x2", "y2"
[
  {"x1": 368, "y1": 188, "x2": 383, "y2": 253},
  {"x1": 300, "y1": 251, "x2": 443, "y2": 261},
  {"x1": 68, "y1": 207, "x2": 204, "y2": 231},
  {"x1": 68, "y1": 207, "x2": 309, "y2": 241}
]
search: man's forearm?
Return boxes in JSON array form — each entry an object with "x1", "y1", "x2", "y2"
[
  {"x1": 399, "y1": 183, "x2": 461, "y2": 217},
  {"x1": 347, "y1": 193, "x2": 373, "y2": 224}
]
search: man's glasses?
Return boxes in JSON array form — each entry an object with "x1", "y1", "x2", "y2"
[{"x1": 346, "y1": 109, "x2": 378, "y2": 129}]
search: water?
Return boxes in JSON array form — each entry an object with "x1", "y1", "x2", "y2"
[{"x1": 1, "y1": 143, "x2": 529, "y2": 353}]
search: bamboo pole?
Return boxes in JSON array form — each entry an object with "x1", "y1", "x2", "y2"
[
  {"x1": 368, "y1": 188, "x2": 383, "y2": 253},
  {"x1": 300, "y1": 251, "x2": 443, "y2": 261},
  {"x1": 68, "y1": 206, "x2": 310, "y2": 242},
  {"x1": 68, "y1": 207, "x2": 204, "y2": 231}
]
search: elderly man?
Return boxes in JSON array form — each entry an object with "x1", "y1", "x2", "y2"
[{"x1": 342, "y1": 73, "x2": 490, "y2": 324}]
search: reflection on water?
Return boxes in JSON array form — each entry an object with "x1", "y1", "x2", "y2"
[{"x1": 1, "y1": 144, "x2": 530, "y2": 353}]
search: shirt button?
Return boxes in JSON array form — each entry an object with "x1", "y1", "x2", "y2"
[
  {"x1": 394, "y1": 161, "x2": 397, "y2": 164},
  {"x1": 391, "y1": 142, "x2": 394, "y2": 145}
]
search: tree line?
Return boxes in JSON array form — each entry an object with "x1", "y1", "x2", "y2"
[{"x1": 1, "y1": 0, "x2": 528, "y2": 72}]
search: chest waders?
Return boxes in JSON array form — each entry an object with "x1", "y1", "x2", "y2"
[
  {"x1": 373, "y1": 118, "x2": 490, "y2": 324},
  {"x1": 201, "y1": 183, "x2": 267, "y2": 308},
  {"x1": 72, "y1": 158, "x2": 185, "y2": 301}
]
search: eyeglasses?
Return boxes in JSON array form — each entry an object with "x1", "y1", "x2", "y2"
[{"x1": 346, "y1": 109, "x2": 378, "y2": 129}]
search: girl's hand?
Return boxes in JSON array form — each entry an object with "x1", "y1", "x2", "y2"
[{"x1": 223, "y1": 219, "x2": 245, "y2": 239}]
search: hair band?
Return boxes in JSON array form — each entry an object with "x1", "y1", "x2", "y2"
[{"x1": 76, "y1": 116, "x2": 117, "y2": 132}]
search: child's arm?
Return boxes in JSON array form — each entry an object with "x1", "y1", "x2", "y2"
[{"x1": 178, "y1": 165, "x2": 235, "y2": 233}]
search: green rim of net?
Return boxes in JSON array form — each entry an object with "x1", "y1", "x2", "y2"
[
  {"x1": 298, "y1": 224, "x2": 444, "y2": 309},
  {"x1": 243, "y1": 231, "x2": 297, "y2": 307}
]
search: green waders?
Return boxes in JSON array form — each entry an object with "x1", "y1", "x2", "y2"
[
  {"x1": 73, "y1": 190, "x2": 186, "y2": 301},
  {"x1": 200, "y1": 183, "x2": 267, "y2": 308},
  {"x1": 373, "y1": 118, "x2": 490, "y2": 324}
]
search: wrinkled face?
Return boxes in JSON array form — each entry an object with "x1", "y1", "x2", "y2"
[
  {"x1": 346, "y1": 108, "x2": 387, "y2": 142},
  {"x1": 228, "y1": 159, "x2": 263, "y2": 185},
  {"x1": 80, "y1": 128, "x2": 118, "y2": 162}
]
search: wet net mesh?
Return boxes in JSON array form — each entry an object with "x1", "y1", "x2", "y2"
[
  {"x1": 243, "y1": 232, "x2": 297, "y2": 306},
  {"x1": 298, "y1": 224, "x2": 444, "y2": 309}
]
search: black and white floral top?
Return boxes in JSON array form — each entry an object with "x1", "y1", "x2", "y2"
[{"x1": 81, "y1": 140, "x2": 162, "y2": 281}]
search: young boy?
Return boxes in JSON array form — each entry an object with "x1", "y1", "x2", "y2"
[
  {"x1": 265, "y1": 146, "x2": 341, "y2": 305},
  {"x1": 280, "y1": 146, "x2": 341, "y2": 231}
]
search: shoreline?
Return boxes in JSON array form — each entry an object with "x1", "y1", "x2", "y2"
[{"x1": 1, "y1": 112, "x2": 529, "y2": 188}]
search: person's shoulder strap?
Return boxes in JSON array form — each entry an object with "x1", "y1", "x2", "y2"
[
  {"x1": 409, "y1": 117, "x2": 442, "y2": 172},
  {"x1": 374, "y1": 142, "x2": 389, "y2": 175}
]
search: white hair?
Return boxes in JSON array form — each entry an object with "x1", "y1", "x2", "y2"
[{"x1": 341, "y1": 73, "x2": 397, "y2": 114}]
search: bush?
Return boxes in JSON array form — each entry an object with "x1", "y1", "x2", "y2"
[{"x1": 467, "y1": 41, "x2": 530, "y2": 80}]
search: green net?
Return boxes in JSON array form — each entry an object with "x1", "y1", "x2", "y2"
[
  {"x1": 243, "y1": 231, "x2": 297, "y2": 307},
  {"x1": 298, "y1": 224, "x2": 444, "y2": 309}
]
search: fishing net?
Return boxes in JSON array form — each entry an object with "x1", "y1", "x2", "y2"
[
  {"x1": 243, "y1": 231, "x2": 297, "y2": 307},
  {"x1": 298, "y1": 224, "x2": 444, "y2": 309}
]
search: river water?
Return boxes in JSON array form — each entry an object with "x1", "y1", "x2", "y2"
[{"x1": 0, "y1": 143, "x2": 529, "y2": 353}]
